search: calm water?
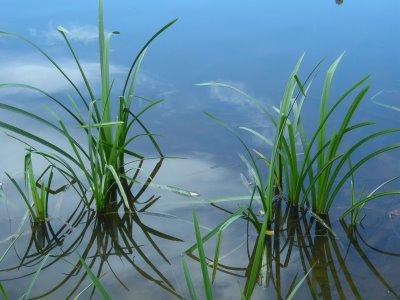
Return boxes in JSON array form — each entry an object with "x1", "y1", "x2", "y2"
[{"x1": 0, "y1": 0, "x2": 400, "y2": 299}]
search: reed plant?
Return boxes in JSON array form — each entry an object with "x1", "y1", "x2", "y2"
[
  {"x1": 6, "y1": 152, "x2": 53, "y2": 222},
  {"x1": 339, "y1": 177, "x2": 400, "y2": 224},
  {"x1": 199, "y1": 54, "x2": 316, "y2": 220},
  {"x1": 339, "y1": 160, "x2": 400, "y2": 225},
  {"x1": 0, "y1": 0, "x2": 175, "y2": 212},
  {"x1": 335, "y1": 98, "x2": 400, "y2": 223},
  {"x1": 183, "y1": 210, "x2": 312, "y2": 300},
  {"x1": 199, "y1": 54, "x2": 400, "y2": 298},
  {"x1": 78, "y1": 254, "x2": 111, "y2": 300},
  {"x1": 300, "y1": 56, "x2": 399, "y2": 214},
  {"x1": 202, "y1": 55, "x2": 400, "y2": 216},
  {"x1": 181, "y1": 210, "x2": 213, "y2": 300}
]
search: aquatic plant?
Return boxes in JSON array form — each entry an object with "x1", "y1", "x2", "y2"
[
  {"x1": 199, "y1": 55, "x2": 317, "y2": 219},
  {"x1": 0, "y1": 0, "x2": 175, "y2": 212},
  {"x1": 6, "y1": 152, "x2": 53, "y2": 222},
  {"x1": 339, "y1": 160, "x2": 400, "y2": 225},
  {"x1": 1, "y1": 187, "x2": 183, "y2": 299},
  {"x1": 0, "y1": 231, "x2": 49, "y2": 300},
  {"x1": 301, "y1": 56, "x2": 395, "y2": 214},
  {"x1": 199, "y1": 54, "x2": 400, "y2": 298},
  {"x1": 0, "y1": 232, "x2": 109, "y2": 300},
  {"x1": 202, "y1": 55, "x2": 400, "y2": 216},
  {"x1": 181, "y1": 210, "x2": 213, "y2": 300},
  {"x1": 183, "y1": 209, "x2": 314, "y2": 300},
  {"x1": 78, "y1": 254, "x2": 111, "y2": 300},
  {"x1": 340, "y1": 220, "x2": 400, "y2": 298},
  {"x1": 340, "y1": 183, "x2": 400, "y2": 224}
]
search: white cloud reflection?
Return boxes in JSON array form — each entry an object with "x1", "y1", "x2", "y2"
[
  {"x1": 0, "y1": 56, "x2": 125, "y2": 96},
  {"x1": 30, "y1": 23, "x2": 99, "y2": 45},
  {"x1": 0, "y1": 54, "x2": 173, "y2": 98},
  {"x1": 207, "y1": 80, "x2": 252, "y2": 106}
]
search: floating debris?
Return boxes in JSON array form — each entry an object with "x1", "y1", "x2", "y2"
[
  {"x1": 145, "y1": 181, "x2": 200, "y2": 197},
  {"x1": 388, "y1": 209, "x2": 400, "y2": 219}
]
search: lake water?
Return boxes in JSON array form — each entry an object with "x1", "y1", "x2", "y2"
[{"x1": 0, "y1": 0, "x2": 400, "y2": 299}]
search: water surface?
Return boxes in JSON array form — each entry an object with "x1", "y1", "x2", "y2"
[{"x1": 0, "y1": 0, "x2": 400, "y2": 299}]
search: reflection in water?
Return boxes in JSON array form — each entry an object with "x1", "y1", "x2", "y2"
[
  {"x1": 336, "y1": 0, "x2": 344, "y2": 5},
  {"x1": 340, "y1": 221, "x2": 400, "y2": 299},
  {"x1": 261, "y1": 205, "x2": 400, "y2": 299},
  {"x1": 1, "y1": 210, "x2": 183, "y2": 298},
  {"x1": 0, "y1": 159, "x2": 185, "y2": 299},
  {"x1": 189, "y1": 201, "x2": 400, "y2": 299}
]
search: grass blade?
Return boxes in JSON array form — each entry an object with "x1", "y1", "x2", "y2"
[
  {"x1": 78, "y1": 253, "x2": 111, "y2": 300},
  {"x1": 192, "y1": 210, "x2": 213, "y2": 300},
  {"x1": 22, "y1": 254, "x2": 49, "y2": 299},
  {"x1": 181, "y1": 256, "x2": 198, "y2": 300},
  {"x1": 286, "y1": 266, "x2": 314, "y2": 300}
]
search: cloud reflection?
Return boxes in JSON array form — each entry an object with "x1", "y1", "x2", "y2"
[
  {"x1": 30, "y1": 23, "x2": 99, "y2": 45},
  {"x1": 0, "y1": 56, "x2": 125, "y2": 96}
]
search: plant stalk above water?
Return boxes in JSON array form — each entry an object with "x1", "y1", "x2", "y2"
[
  {"x1": 0, "y1": 0, "x2": 176, "y2": 212},
  {"x1": 6, "y1": 152, "x2": 53, "y2": 222}
]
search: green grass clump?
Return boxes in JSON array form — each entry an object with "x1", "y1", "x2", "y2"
[
  {"x1": 202, "y1": 54, "x2": 400, "y2": 217},
  {"x1": 300, "y1": 55, "x2": 398, "y2": 214},
  {"x1": 199, "y1": 54, "x2": 317, "y2": 221},
  {"x1": 6, "y1": 152, "x2": 53, "y2": 222},
  {"x1": 0, "y1": 0, "x2": 176, "y2": 212},
  {"x1": 183, "y1": 210, "x2": 312, "y2": 299},
  {"x1": 199, "y1": 54, "x2": 400, "y2": 298}
]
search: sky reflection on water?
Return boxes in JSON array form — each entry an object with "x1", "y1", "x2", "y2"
[{"x1": 0, "y1": 0, "x2": 400, "y2": 299}]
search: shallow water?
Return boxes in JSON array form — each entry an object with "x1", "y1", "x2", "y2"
[{"x1": 0, "y1": 0, "x2": 400, "y2": 299}]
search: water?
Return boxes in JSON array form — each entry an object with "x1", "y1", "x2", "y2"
[{"x1": 0, "y1": 0, "x2": 400, "y2": 299}]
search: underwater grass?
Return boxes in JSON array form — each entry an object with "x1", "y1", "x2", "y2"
[
  {"x1": 184, "y1": 209, "x2": 249, "y2": 299},
  {"x1": 0, "y1": 0, "x2": 176, "y2": 213},
  {"x1": 0, "y1": 232, "x2": 110, "y2": 299},
  {"x1": 192, "y1": 211, "x2": 213, "y2": 300},
  {"x1": 21, "y1": 254, "x2": 50, "y2": 300}
]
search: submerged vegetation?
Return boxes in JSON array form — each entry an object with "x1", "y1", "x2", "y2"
[{"x1": 0, "y1": 0, "x2": 399, "y2": 299}]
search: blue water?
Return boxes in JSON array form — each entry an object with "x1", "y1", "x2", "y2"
[{"x1": 0, "y1": 0, "x2": 400, "y2": 299}]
